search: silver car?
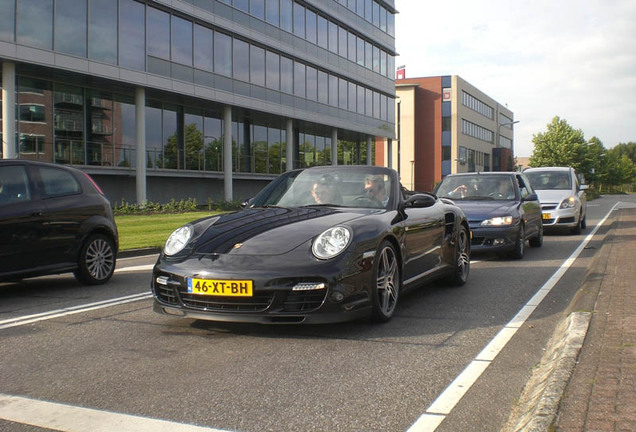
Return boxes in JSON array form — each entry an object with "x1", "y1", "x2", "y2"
[{"x1": 523, "y1": 167, "x2": 588, "y2": 234}]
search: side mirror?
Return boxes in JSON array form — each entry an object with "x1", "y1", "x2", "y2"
[
  {"x1": 404, "y1": 193, "x2": 436, "y2": 209},
  {"x1": 241, "y1": 198, "x2": 254, "y2": 208},
  {"x1": 523, "y1": 193, "x2": 539, "y2": 202}
]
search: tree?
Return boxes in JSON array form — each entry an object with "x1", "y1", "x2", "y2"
[{"x1": 529, "y1": 116, "x2": 588, "y2": 173}]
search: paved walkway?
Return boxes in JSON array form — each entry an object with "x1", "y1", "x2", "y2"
[{"x1": 555, "y1": 207, "x2": 636, "y2": 431}]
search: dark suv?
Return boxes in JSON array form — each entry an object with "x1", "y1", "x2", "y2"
[{"x1": 0, "y1": 160, "x2": 118, "y2": 284}]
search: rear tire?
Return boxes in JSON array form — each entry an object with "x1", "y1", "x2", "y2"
[
  {"x1": 74, "y1": 234, "x2": 116, "y2": 285},
  {"x1": 370, "y1": 241, "x2": 400, "y2": 323}
]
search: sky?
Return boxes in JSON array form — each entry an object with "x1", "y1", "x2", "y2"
[{"x1": 394, "y1": 0, "x2": 636, "y2": 157}]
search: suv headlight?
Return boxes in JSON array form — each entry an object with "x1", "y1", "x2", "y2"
[
  {"x1": 481, "y1": 216, "x2": 514, "y2": 226},
  {"x1": 312, "y1": 226, "x2": 351, "y2": 260},
  {"x1": 164, "y1": 225, "x2": 193, "y2": 256},
  {"x1": 560, "y1": 197, "x2": 576, "y2": 209}
]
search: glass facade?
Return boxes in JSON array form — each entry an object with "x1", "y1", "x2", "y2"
[{"x1": 1, "y1": 0, "x2": 395, "y2": 191}]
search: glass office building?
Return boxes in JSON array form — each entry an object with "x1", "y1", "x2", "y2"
[{"x1": 0, "y1": 0, "x2": 397, "y2": 204}]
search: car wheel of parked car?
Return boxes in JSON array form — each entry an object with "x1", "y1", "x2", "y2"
[
  {"x1": 447, "y1": 226, "x2": 470, "y2": 286},
  {"x1": 74, "y1": 234, "x2": 116, "y2": 285},
  {"x1": 529, "y1": 224, "x2": 544, "y2": 248},
  {"x1": 370, "y1": 241, "x2": 400, "y2": 323},
  {"x1": 509, "y1": 224, "x2": 525, "y2": 259}
]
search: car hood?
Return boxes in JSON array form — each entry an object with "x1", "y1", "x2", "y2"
[
  {"x1": 534, "y1": 189, "x2": 573, "y2": 204},
  {"x1": 189, "y1": 207, "x2": 370, "y2": 256},
  {"x1": 450, "y1": 200, "x2": 518, "y2": 221}
]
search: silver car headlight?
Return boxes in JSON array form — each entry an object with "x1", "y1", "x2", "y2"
[
  {"x1": 164, "y1": 225, "x2": 193, "y2": 256},
  {"x1": 312, "y1": 226, "x2": 352, "y2": 260},
  {"x1": 559, "y1": 196, "x2": 576, "y2": 209},
  {"x1": 481, "y1": 216, "x2": 514, "y2": 226}
]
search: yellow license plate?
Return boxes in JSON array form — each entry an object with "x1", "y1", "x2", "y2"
[
  {"x1": 542, "y1": 213, "x2": 552, "y2": 220},
  {"x1": 187, "y1": 278, "x2": 253, "y2": 296}
]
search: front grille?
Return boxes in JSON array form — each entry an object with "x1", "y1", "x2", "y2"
[
  {"x1": 541, "y1": 204, "x2": 558, "y2": 211},
  {"x1": 180, "y1": 291, "x2": 275, "y2": 312},
  {"x1": 155, "y1": 284, "x2": 179, "y2": 305},
  {"x1": 283, "y1": 290, "x2": 327, "y2": 312},
  {"x1": 471, "y1": 237, "x2": 485, "y2": 246}
]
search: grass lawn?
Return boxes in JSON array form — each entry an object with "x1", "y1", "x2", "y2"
[{"x1": 115, "y1": 211, "x2": 220, "y2": 251}]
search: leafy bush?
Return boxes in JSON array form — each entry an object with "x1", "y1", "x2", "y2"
[{"x1": 114, "y1": 198, "x2": 242, "y2": 215}]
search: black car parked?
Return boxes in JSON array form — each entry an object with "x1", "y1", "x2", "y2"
[
  {"x1": 434, "y1": 171, "x2": 543, "y2": 259},
  {"x1": 0, "y1": 159, "x2": 118, "y2": 284}
]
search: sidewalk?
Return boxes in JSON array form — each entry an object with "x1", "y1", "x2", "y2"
[
  {"x1": 555, "y1": 207, "x2": 636, "y2": 431},
  {"x1": 502, "y1": 207, "x2": 636, "y2": 432}
]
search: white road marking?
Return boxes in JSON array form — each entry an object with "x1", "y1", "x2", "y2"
[
  {"x1": 0, "y1": 394, "x2": 230, "y2": 432},
  {"x1": 406, "y1": 202, "x2": 620, "y2": 431},
  {"x1": 0, "y1": 293, "x2": 153, "y2": 330}
]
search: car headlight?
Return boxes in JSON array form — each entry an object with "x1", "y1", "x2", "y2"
[
  {"x1": 560, "y1": 197, "x2": 576, "y2": 209},
  {"x1": 164, "y1": 225, "x2": 193, "y2": 256},
  {"x1": 312, "y1": 226, "x2": 352, "y2": 260},
  {"x1": 481, "y1": 216, "x2": 514, "y2": 226}
]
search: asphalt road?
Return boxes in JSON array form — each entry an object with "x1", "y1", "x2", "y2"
[{"x1": 1, "y1": 194, "x2": 635, "y2": 432}]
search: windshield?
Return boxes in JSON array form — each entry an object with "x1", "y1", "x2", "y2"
[
  {"x1": 436, "y1": 174, "x2": 516, "y2": 200},
  {"x1": 525, "y1": 171, "x2": 571, "y2": 190},
  {"x1": 249, "y1": 167, "x2": 392, "y2": 209}
]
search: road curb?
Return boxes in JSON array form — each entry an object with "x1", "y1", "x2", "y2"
[
  {"x1": 501, "y1": 213, "x2": 616, "y2": 432},
  {"x1": 502, "y1": 312, "x2": 591, "y2": 432}
]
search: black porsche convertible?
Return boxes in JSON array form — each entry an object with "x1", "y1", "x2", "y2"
[{"x1": 152, "y1": 165, "x2": 470, "y2": 324}]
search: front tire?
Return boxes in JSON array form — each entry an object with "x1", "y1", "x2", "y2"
[
  {"x1": 370, "y1": 241, "x2": 400, "y2": 323},
  {"x1": 509, "y1": 224, "x2": 525, "y2": 259},
  {"x1": 447, "y1": 226, "x2": 470, "y2": 286},
  {"x1": 529, "y1": 223, "x2": 543, "y2": 248},
  {"x1": 74, "y1": 234, "x2": 116, "y2": 285}
]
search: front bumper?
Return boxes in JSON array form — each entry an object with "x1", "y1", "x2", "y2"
[
  {"x1": 540, "y1": 204, "x2": 579, "y2": 228},
  {"x1": 469, "y1": 224, "x2": 519, "y2": 253},
  {"x1": 151, "y1": 250, "x2": 374, "y2": 324}
]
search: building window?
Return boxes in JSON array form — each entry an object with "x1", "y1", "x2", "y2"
[
  {"x1": 119, "y1": 0, "x2": 145, "y2": 71},
  {"x1": 194, "y1": 24, "x2": 214, "y2": 72},
  {"x1": 462, "y1": 91, "x2": 494, "y2": 119},
  {"x1": 17, "y1": 0, "x2": 53, "y2": 50},
  {"x1": 171, "y1": 15, "x2": 193, "y2": 66},
  {"x1": 265, "y1": 51, "x2": 280, "y2": 90},
  {"x1": 0, "y1": 0, "x2": 15, "y2": 42},
  {"x1": 55, "y1": 0, "x2": 87, "y2": 57},
  {"x1": 19, "y1": 105, "x2": 46, "y2": 123},
  {"x1": 250, "y1": 45, "x2": 266, "y2": 87},
  {"x1": 214, "y1": 32, "x2": 232, "y2": 77},
  {"x1": 265, "y1": 0, "x2": 279, "y2": 26},
  {"x1": 147, "y1": 7, "x2": 170, "y2": 60},
  {"x1": 233, "y1": 39, "x2": 250, "y2": 82},
  {"x1": 88, "y1": 0, "x2": 118, "y2": 64}
]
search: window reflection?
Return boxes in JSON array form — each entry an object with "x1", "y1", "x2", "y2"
[
  {"x1": 54, "y1": 84, "x2": 84, "y2": 165},
  {"x1": 0, "y1": 0, "x2": 15, "y2": 41},
  {"x1": 194, "y1": 24, "x2": 214, "y2": 72},
  {"x1": 214, "y1": 32, "x2": 232, "y2": 77},
  {"x1": 89, "y1": 0, "x2": 117, "y2": 64},
  {"x1": 171, "y1": 15, "x2": 193, "y2": 66},
  {"x1": 55, "y1": 0, "x2": 87, "y2": 57},
  {"x1": 119, "y1": 0, "x2": 145, "y2": 70},
  {"x1": 147, "y1": 7, "x2": 170, "y2": 60},
  {"x1": 17, "y1": 0, "x2": 53, "y2": 50}
]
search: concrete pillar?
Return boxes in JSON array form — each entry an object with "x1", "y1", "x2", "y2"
[
  {"x1": 2, "y1": 62, "x2": 16, "y2": 159},
  {"x1": 331, "y1": 128, "x2": 338, "y2": 165},
  {"x1": 223, "y1": 106, "x2": 233, "y2": 201},
  {"x1": 135, "y1": 87, "x2": 146, "y2": 205},
  {"x1": 366, "y1": 136, "x2": 372, "y2": 165},
  {"x1": 286, "y1": 118, "x2": 294, "y2": 171}
]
